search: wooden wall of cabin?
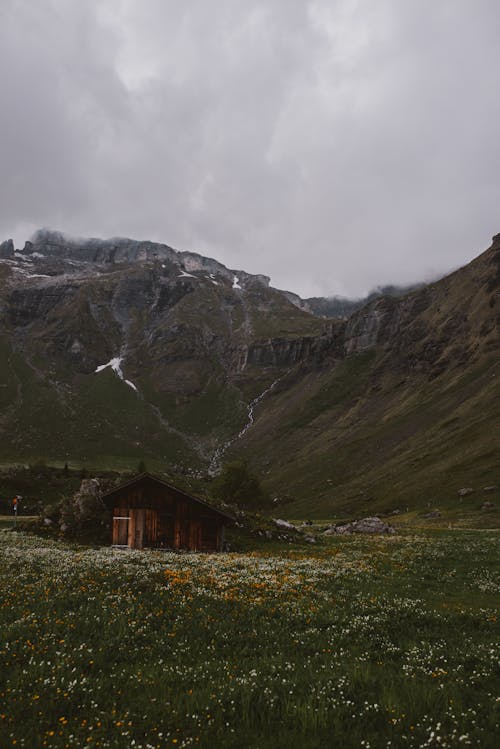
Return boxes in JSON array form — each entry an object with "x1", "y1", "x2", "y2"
[{"x1": 110, "y1": 485, "x2": 225, "y2": 551}]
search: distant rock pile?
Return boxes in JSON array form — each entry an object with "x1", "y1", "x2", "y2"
[{"x1": 324, "y1": 516, "x2": 395, "y2": 536}]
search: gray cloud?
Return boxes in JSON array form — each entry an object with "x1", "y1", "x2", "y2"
[{"x1": 1, "y1": 0, "x2": 499, "y2": 296}]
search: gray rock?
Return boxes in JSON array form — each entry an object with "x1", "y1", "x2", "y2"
[
  {"x1": 77, "y1": 478, "x2": 100, "y2": 496},
  {"x1": 73, "y1": 478, "x2": 101, "y2": 521},
  {"x1": 0, "y1": 239, "x2": 14, "y2": 258},
  {"x1": 458, "y1": 488, "x2": 474, "y2": 496},
  {"x1": 43, "y1": 517, "x2": 53, "y2": 526},
  {"x1": 483, "y1": 486, "x2": 498, "y2": 492},
  {"x1": 344, "y1": 299, "x2": 392, "y2": 354},
  {"x1": 481, "y1": 501, "x2": 495, "y2": 510},
  {"x1": 279, "y1": 289, "x2": 312, "y2": 312},
  {"x1": 244, "y1": 332, "x2": 342, "y2": 369},
  {"x1": 324, "y1": 516, "x2": 395, "y2": 535},
  {"x1": 274, "y1": 518, "x2": 296, "y2": 531},
  {"x1": 323, "y1": 527, "x2": 337, "y2": 536}
]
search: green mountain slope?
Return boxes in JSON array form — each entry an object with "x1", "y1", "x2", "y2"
[{"x1": 228, "y1": 236, "x2": 500, "y2": 515}]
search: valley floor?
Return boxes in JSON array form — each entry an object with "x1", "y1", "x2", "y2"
[{"x1": 0, "y1": 530, "x2": 498, "y2": 748}]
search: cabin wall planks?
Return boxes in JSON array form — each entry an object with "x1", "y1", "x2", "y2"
[{"x1": 104, "y1": 474, "x2": 231, "y2": 552}]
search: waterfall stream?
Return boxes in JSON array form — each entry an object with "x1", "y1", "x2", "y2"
[{"x1": 208, "y1": 376, "x2": 282, "y2": 475}]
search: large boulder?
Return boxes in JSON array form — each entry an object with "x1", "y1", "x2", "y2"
[
  {"x1": 68, "y1": 479, "x2": 104, "y2": 529},
  {"x1": 49, "y1": 478, "x2": 108, "y2": 540},
  {"x1": 324, "y1": 516, "x2": 395, "y2": 535},
  {"x1": 274, "y1": 518, "x2": 297, "y2": 532}
]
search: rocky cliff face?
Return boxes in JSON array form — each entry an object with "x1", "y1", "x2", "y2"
[
  {"x1": 241, "y1": 325, "x2": 344, "y2": 369},
  {"x1": 0, "y1": 239, "x2": 14, "y2": 259}
]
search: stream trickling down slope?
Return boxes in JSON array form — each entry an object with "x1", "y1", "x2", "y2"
[
  {"x1": 208, "y1": 376, "x2": 283, "y2": 475},
  {"x1": 237, "y1": 378, "x2": 281, "y2": 439}
]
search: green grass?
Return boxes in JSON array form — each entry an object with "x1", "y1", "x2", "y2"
[
  {"x1": 157, "y1": 380, "x2": 246, "y2": 438},
  {"x1": 0, "y1": 530, "x2": 498, "y2": 748},
  {"x1": 277, "y1": 350, "x2": 378, "y2": 433},
  {"x1": 0, "y1": 337, "x2": 199, "y2": 471},
  {"x1": 236, "y1": 351, "x2": 500, "y2": 519},
  {"x1": 0, "y1": 516, "x2": 38, "y2": 533}
]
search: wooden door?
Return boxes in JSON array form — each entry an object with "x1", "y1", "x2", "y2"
[
  {"x1": 112, "y1": 507, "x2": 130, "y2": 546},
  {"x1": 129, "y1": 509, "x2": 146, "y2": 549}
]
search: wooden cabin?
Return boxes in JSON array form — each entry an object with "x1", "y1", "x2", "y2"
[{"x1": 101, "y1": 473, "x2": 232, "y2": 551}]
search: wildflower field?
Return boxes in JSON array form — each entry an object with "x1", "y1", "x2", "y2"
[{"x1": 0, "y1": 531, "x2": 498, "y2": 748}]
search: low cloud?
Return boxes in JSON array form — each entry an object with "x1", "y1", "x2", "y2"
[{"x1": 1, "y1": 0, "x2": 499, "y2": 296}]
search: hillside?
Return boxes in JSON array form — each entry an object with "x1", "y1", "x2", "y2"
[
  {"x1": 0, "y1": 230, "x2": 327, "y2": 473},
  {"x1": 0, "y1": 229, "x2": 498, "y2": 517},
  {"x1": 232, "y1": 236, "x2": 500, "y2": 516}
]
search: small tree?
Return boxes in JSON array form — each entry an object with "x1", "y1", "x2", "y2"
[
  {"x1": 212, "y1": 460, "x2": 269, "y2": 509},
  {"x1": 137, "y1": 460, "x2": 147, "y2": 474}
]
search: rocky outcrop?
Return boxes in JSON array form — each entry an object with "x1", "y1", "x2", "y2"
[
  {"x1": 0, "y1": 239, "x2": 14, "y2": 258},
  {"x1": 242, "y1": 326, "x2": 344, "y2": 369},
  {"x1": 22, "y1": 228, "x2": 179, "y2": 265},
  {"x1": 7, "y1": 283, "x2": 82, "y2": 326},
  {"x1": 343, "y1": 291, "x2": 431, "y2": 356},
  {"x1": 18, "y1": 229, "x2": 271, "y2": 290},
  {"x1": 344, "y1": 298, "x2": 394, "y2": 354},
  {"x1": 180, "y1": 249, "x2": 270, "y2": 288},
  {"x1": 277, "y1": 289, "x2": 312, "y2": 312},
  {"x1": 245, "y1": 336, "x2": 321, "y2": 367}
]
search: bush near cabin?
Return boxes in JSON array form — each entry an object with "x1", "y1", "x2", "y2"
[
  {"x1": 40, "y1": 478, "x2": 111, "y2": 544},
  {"x1": 212, "y1": 460, "x2": 270, "y2": 509}
]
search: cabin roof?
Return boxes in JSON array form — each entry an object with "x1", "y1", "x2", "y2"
[{"x1": 101, "y1": 472, "x2": 234, "y2": 521}]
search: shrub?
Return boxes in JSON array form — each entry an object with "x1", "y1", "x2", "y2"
[{"x1": 212, "y1": 460, "x2": 270, "y2": 509}]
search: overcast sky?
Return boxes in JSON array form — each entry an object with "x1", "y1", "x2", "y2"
[{"x1": 1, "y1": 0, "x2": 499, "y2": 297}]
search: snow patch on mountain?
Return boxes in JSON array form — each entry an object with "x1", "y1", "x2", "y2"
[
  {"x1": 95, "y1": 357, "x2": 138, "y2": 392},
  {"x1": 95, "y1": 357, "x2": 123, "y2": 376}
]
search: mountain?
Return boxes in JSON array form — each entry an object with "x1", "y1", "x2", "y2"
[
  {"x1": 0, "y1": 229, "x2": 328, "y2": 473},
  {"x1": 230, "y1": 235, "x2": 500, "y2": 516},
  {"x1": 304, "y1": 283, "x2": 426, "y2": 319},
  {"x1": 0, "y1": 229, "x2": 498, "y2": 517}
]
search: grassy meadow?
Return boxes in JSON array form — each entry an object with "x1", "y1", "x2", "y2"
[{"x1": 0, "y1": 530, "x2": 498, "y2": 748}]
